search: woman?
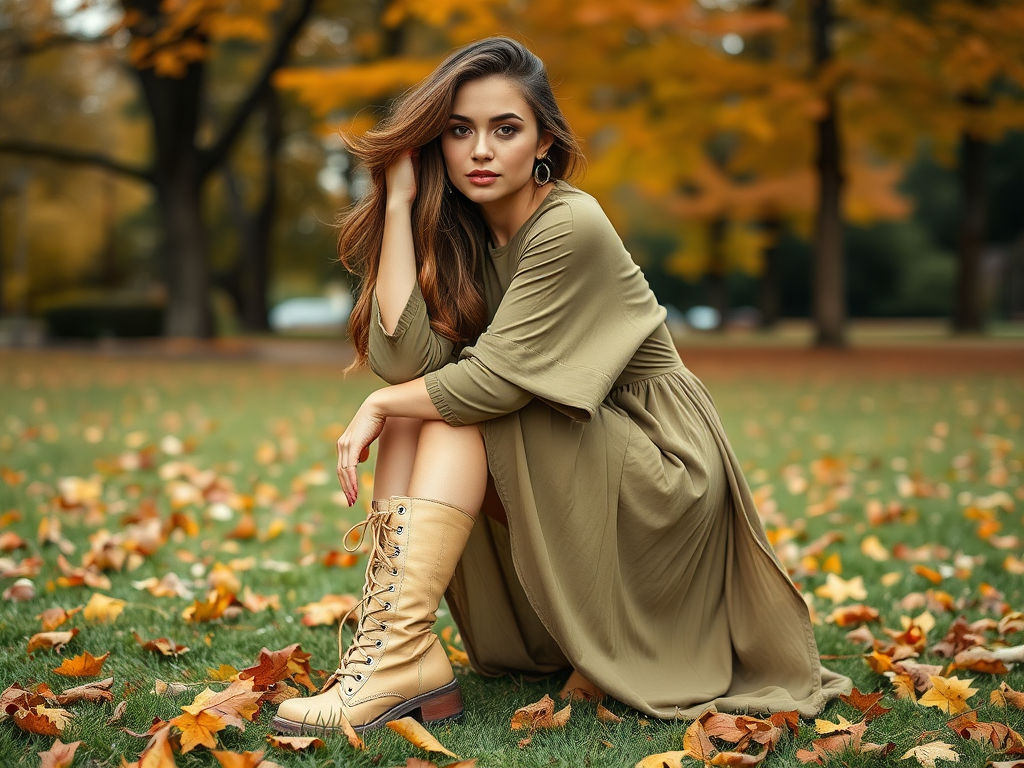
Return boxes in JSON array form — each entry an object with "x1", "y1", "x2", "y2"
[{"x1": 272, "y1": 36, "x2": 850, "y2": 736}]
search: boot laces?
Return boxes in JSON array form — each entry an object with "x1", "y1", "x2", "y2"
[{"x1": 321, "y1": 507, "x2": 400, "y2": 693}]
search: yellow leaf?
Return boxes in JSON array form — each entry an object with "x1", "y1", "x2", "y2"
[
  {"x1": 387, "y1": 716, "x2": 458, "y2": 757},
  {"x1": 919, "y1": 675, "x2": 978, "y2": 714},
  {"x1": 814, "y1": 714, "x2": 855, "y2": 734},
  {"x1": 814, "y1": 573, "x2": 867, "y2": 604},
  {"x1": 900, "y1": 740, "x2": 959, "y2": 767},
  {"x1": 82, "y1": 593, "x2": 126, "y2": 623}
]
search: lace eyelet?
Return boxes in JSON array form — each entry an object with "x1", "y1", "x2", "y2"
[
  {"x1": 391, "y1": 568, "x2": 398, "y2": 576},
  {"x1": 355, "y1": 673, "x2": 363, "y2": 681},
  {"x1": 394, "y1": 545, "x2": 401, "y2": 556},
  {"x1": 346, "y1": 688, "x2": 352, "y2": 694},
  {"x1": 388, "y1": 584, "x2": 395, "y2": 592},
  {"x1": 375, "y1": 640, "x2": 382, "y2": 648},
  {"x1": 384, "y1": 602, "x2": 392, "y2": 611},
  {"x1": 396, "y1": 525, "x2": 404, "y2": 534},
  {"x1": 366, "y1": 657, "x2": 373, "y2": 665},
  {"x1": 380, "y1": 623, "x2": 387, "y2": 630},
  {"x1": 397, "y1": 505, "x2": 406, "y2": 515}
]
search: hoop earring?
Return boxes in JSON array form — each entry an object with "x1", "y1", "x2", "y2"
[{"x1": 533, "y1": 157, "x2": 552, "y2": 186}]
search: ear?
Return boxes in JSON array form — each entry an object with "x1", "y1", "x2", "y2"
[{"x1": 537, "y1": 129, "x2": 555, "y2": 159}]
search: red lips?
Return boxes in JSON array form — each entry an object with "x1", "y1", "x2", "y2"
[{"x1": 467, "y1": 170, "x2": 497, "y2": 177}]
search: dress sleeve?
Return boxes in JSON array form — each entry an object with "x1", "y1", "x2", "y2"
[
  {"x1": 424, "y1": 198, "x2": 666, "y2": 426},
  {"x1": 367, "y1": 282, "x2": 457, "y2": 385}
]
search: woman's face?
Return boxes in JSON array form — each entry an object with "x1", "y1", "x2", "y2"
[{"x1": 441, "y1": 75, "x2": 553, "y2": 207}]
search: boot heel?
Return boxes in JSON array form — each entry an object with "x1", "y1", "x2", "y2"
[{"x1": 418, "y1": 684, "x2": 464, "y2": 723}]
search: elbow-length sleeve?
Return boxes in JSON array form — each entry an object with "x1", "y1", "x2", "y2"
[
  {"x1": 367, "y1": 282, "x2": 456, "y2": 384},
  {"x1": 424, "y1": 198, "x2": 666, "y2": 426}
]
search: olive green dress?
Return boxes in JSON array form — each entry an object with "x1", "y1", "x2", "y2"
[{"x1": 367, "y1": 181, "x2": 851, "y2": 719}]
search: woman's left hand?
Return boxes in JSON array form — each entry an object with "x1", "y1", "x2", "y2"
[{"x1": 336, "y1": 394, "x2": 386, "y2": 506}]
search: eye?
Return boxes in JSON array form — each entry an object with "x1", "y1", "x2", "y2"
[
  {"x1": 496, "y1": 125, "x2": 517, "y2": 136},
  {"x1": 451, "y1": 125, "x2": 471, "y2": 137}
]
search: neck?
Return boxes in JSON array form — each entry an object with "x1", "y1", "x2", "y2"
[{"x1": 480, "y1": 182, "x2": 554, "y2": 247}]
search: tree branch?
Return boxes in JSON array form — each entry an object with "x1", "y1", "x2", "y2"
[
  {"x1": 0, "y1": 140, "x2": 154, "y2": 183},
  {"x1": 199, "y1": 0, "x2": 314, "y2": 179}
]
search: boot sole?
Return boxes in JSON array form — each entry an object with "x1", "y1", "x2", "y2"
[{"x1": 270, "y1": 678, "x2": 464, "y2": 736}]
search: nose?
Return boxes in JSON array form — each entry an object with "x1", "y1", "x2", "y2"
[{"x1": 471, "y1": 133, "x2": 493, "y2": 162}]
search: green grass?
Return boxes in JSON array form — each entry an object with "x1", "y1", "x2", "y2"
[{"x1": 0, "y1": 350, "x2": 1022, "y2": 767}]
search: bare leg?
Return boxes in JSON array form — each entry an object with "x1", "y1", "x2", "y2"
[
  {"x1": 406, "y1": 420, "x2": 488, "y2": 515},
  {"x1": 372, "y1": 417, "x2": 423, "y2": 499}
]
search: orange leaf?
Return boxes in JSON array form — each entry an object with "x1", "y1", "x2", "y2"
[
  {"x1": 210, "y1": 750, "x2": 267, "y2": 768},
  {"x1": 839, "y1": 688, "x2": 890, "y2": 721},
  {"x1": 635, "y1": 752, "x2": 687, "y2": 768},
  {"x1": 237, "y1": 644, "x2": 316, "y2": 693},
  {"x1": 37, "y1": 738, "x2": 81, "y2": 768},
  {"x1": 82, "y1": 593, "x2": 126, "y2": 623},
  {"x1": 170, "y1": 709, "x2": 224, "y2": 753},
  {"x1": 596, "y1": 703, "x2": 622, "y2": 723},
  {"x1": 180, "y1": 678, "x2": 262, "y2": 730},
  {"x1": 991, "y1": 681, "x2": 1024, "y2": 709},
  {"x1": 35, "y1": 607, "x2": 81, "y2": 631},
  {"x1": 13, "y1": 704, "x2": 73, "y2": 736},
  {"x1": 387, "y1": 716, "x2": 459, "y2": 757},
  {"x1": 52, "y1": 651, "x2": 109, "y2": 677},
  {"x1": 912, "y1": 565, "x2": 944, "y2": 584}
]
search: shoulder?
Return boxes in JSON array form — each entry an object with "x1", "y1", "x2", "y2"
[{"x1": 522, "y1": 183, "x2": 621, "y2": 252}]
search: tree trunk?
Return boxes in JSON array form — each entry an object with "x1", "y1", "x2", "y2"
[
  {"x1": 953, "y1": 121, "x2": 988, "y2": 333},
  {"x1": 758, "y1": 217, "x2": 782, "y2": 329},
  {"x1": 707, "y1": 218, "x2": 728, "y2": 331},
  {"x1": 136, "y1": 61, "x2": 214, "y2": 337},
  {"x1": 811, "y1": 0, "x2": 846, "y2": 347}
]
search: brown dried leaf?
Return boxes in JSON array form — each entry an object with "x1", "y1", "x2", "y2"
[
  {"x1": 951, "y1": 647, "x2": 1010, "y2": 675},
  {"x1": 839, "y1": 687, "x2": 891, "y2": 721},
  {"x1": 35, "y1": 607, "x2": 81, "y2": 632},
  {"x1": 13, "y1": 704, "x2": 73, "y2": 736},
  {"x1": 107, "y1": 699, "x2": 128, "y2": 724},
  {"x1": 180, "y1": 678, "x2": 262, "y2": 730},
  {"x1": 237, "y1": 644, "x2": 316, "y2": 693},
  {"x1": 901, "y1": 740, "x2": 959, "y2": 767},
  {"x1": 296, "y1": 594, "x2": 358, "y2": 627},
  {"x1": 211, "y1": 750, "x2": 267, "y2": 768},
  {"x1": 510, "y1": 694, "x2": 570, "y2": 731},
  {"x1": 992, "y1": 682, "x2": 1024, "y2": 709},
  {"x1": 596, "y1": 703, "x2": 622, "y2": 723},
  {"x1": 387, "y1": 716, "x2": 458, "y2": 758},
  {"x1": 133, "y1": 631, "x2": 190, "y2": 657},
  {"x1": 53, "y1": 677, "x2": 114, "y2": 704}
]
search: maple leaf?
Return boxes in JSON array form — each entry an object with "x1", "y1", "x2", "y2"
[
  {"x1": 827, "y1": 604, "x2": 879, "y2": 627},
  {"x1": 795, "y1": 721, "x2": 869, "y2": 764},
  {"x1": 919, "y1": 675, "x2": 978, "y2": 714},
  {"x1": 237, "y1": 644, "x2": 316, "y2": 694},
  {"x1": 13, "y1": 704, "x2": 73, "y2": 736},
  {"x1": 27, "y1": 629, "x2": 79, "y2": 654},
  {"x1": 133, "y1": 631, "x2": 190, "y2": 657},
  {"x1": 131, "y1": 573, "x2": 194, "y2": 600},
  {"x1": 900, "y1": 740, "x2": 959, "y2": 767},
  {"x1": 170, "y1": 709, "x2": 224, "y2": 753},
  {"x1": 814, "y1": 574, "x2": 867, "y2": 604},
  {"x1": 180, "y1": 678, "x2": 262, "y2": 731},
  {"x1": 265, "y1": 734, "x2": 324, "y2": 752},
  {"x1": 839, "y1": 688, "x2": 890, "y2": 721},
  {"x1": 37, "y1": 738, "x2": 81, "y2": 768},
  {"x1": 52, "y1": 651, "x2": 109, "y2": 677},
  {"x1": 207, "y1": 664, "x2": 239, "y2": 681},
  {"x1": 82, "y1": 592, "x2": 126, "y2": 623},
  {"x1": 388, "y1": 717, "x2": 459, "y2": 758},
  {"x1": 946, "y1": 710, "x2": 1024, "y2": 752},
  {"x1": 123, "y1": 724, "x2": 177, "y2": 768},
  {"x1": 510, "y1": 694, "x2": 571, "y2": 731},
  {"x1": 182, "y1": 589, "x2": 234, "y2": 622},
  {"x1": 815, "y1": 715, "x2": 856, "y2": 734}
]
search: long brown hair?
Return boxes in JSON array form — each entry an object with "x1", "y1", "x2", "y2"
[{"x1": 339, "y1": 36, "x2": 586, "y2": 371}]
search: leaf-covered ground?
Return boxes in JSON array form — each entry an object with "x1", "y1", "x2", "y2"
[{"x1": 0, "y1": 348, "x2": 1022, "y2": 768}]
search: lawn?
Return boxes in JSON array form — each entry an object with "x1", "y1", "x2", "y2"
[{"x1": 0, "y1": 347, "x2": 1022, "y2": 768}]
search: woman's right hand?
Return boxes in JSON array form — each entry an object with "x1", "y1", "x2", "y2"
[{"x1": 385, "y1": 149, "x2": 418, "y2": 208}]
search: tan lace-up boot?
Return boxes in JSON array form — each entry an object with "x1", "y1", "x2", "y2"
[{"x1": 272, "y1": 496, "x2": 475, "y2": 735}]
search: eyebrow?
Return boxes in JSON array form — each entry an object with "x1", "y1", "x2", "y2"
[{"x1": 448, "y1": 112, "x2": 525, "y2": 123}]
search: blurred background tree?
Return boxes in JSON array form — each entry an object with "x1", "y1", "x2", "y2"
[{"x1": 1, "y1": 0, "x2": 1022, "y2": 342}]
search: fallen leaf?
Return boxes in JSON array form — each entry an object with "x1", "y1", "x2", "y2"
[
  {"x1": 991, "y1": 682, "x2": 1024, "y2": 709},
  {"x1": 388, "y1": 717, "x2": 459, "y2": 758},
  {"x1": 52, "y1": 677, "x2": 114, "y2": 704},
  {"x1": 35, "y1": 607, "x2": 81, "y2": 631},
  {"x1": 510, "y1": 694, "x2": 571, "y2": 731},
  {"x1": 814, "y1": 574, "x2": 867, "y2": 604},
  {"x1": 82, "y1": 593, "x2": 126, "y2": 623},
  {"x1": 337, "y1": 711, "x2": 364, "y2": 750},
  {"x1": 597, "y1": 703, "x2": 622, "y2": 723},
  {"x1": 123, "y1": 725, "x2": 176, "y2": 768},
  {"x1": 815, "y1": 715, "x2": 855, "y2": 735},
  {"x1": 296, "y1": 594, "x2": 358, "y2": 627},
  {"x1": 27, "y1": 629, "x2": 79, "y2": 654},
  {"x1": 52, "y1": 651, "x2": 109, "y2": 677},
  {"x1": 37, "y1": 738, "x2": 81, "y2": 768},
  {"x1": 919, "y1": 675, "x2": 978, "y2": 714},
  {"x1": 237, "y1": 644, "x2": 316, "y2": 694},
  {"x1": 4, "y1": 577, "x2": 36, "y2": 601},
  {"x1": 901, "y1": 740, "x2": 959, "y2": 767},
  {"x1": 211, "y1": 750, "x2": 267, "y2": 768},
  {"x1": 947, "y1": 711, "x2": 1024, "y2": 752},
  {"x1": 635, "y1": 752, "x2": 687, "y2": 768},
  {"x1": 264, "y1": 733, "x2": 323, "y2": 753},
  {"x1": 107, "y1": 700, "x2": 128, "y2": 724},
  {"x1": 839, "y1": 688, "x2": 890, "y2": 721},
  {"x1": 133, "y1": 631, "x2": 190, "y2": 657},
  {"x1": 13, "y1": 704, "x2": 73, "y2": 736}
]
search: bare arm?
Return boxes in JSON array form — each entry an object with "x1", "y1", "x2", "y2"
[{"x1": 376, "y1": 151, "x2": 418, "y2": 334}]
